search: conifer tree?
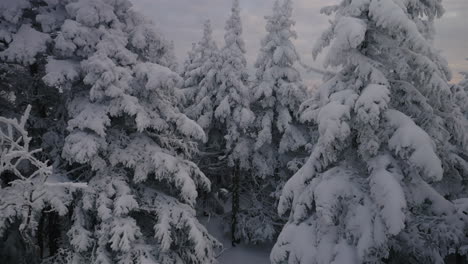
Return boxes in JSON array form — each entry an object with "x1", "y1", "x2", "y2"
[
  {"x1": 235, "y1": 0, "x2": 310, "y2": 244},
  {"x1": 214, "y1": 0, "x2": 255, "y2": 244},
  {"x1": 181, "y1": 20, "x2": 229, "y2": 218},
  {"x1": 182, "y1": 0, "x2": 254, "y2": 244},
  {"x1": 271, "y1": 0, "x2": 468, "y2": 263},
  {"x1": 182, "y1": 20, "x2": 222, "y2": 131},
  {"x1": 214, "y1": 0, "x2": 254, "y2": 168},
  {"x1": 252, "y1": 0, "x2": 309, "y2": 181},
  {"x1": 1, "y1": 1, "x2": 220, "y2": 263},
  {"x1": 57, "y1": 1, "x2": 219, "y2": 263}
]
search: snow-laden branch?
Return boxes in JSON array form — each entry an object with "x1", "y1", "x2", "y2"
[
  {"x1": 0, "y1": 105, "x2": 86, "y2": 239},
  {"x1": 0, "y1": 105, "x2": 49, "y2": 181}
]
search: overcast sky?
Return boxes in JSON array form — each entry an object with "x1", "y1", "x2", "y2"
[{"x1": 131, "y1": 0, "x2": 468, "y2": 84}]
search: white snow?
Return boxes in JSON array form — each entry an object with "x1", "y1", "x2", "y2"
[
  {"x1": 368, "y1": 154, "x2": 406, "y2": 235},
  {"x1": 1, "y1": 0, "x2": 467, "y2": 263},
  {"x1": 386, "y1": 109, "x2": 443, "y2": 181},
  {"x1": 0, "y1": 0, "x2": 29, "y2": 24},
  {"x1": 43, "y1": 57, "x2": 81, "y2": 91},
  {"x1": 0, "y1": 24, "x2": 50, "y2": 65},
  {"x1": 201, "y1": 216, "x2": 271, "y2": 264},
  {"x1": 355, "y1": 84, "x2": 390, "y2": 126}
]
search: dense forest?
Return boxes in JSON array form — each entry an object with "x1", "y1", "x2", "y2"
[{"x1": 0, "y1": 0, "x2": 467, "y2": 263}]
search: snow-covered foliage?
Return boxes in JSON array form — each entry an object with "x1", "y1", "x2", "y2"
[
  {"x1": 0, "y1": 1, "x2": 71, "y2": 187},
  {"x1": 181, "y1": 0, "x2": 255, "y2": 245},
  {"x1": 181, "y1": 0, "x2": 252, "y2": 169},
  {"x1": 0, "y1": 0, "x2": 50, "y2": 66},
  {"x1": 1, "y1": 0, "x2": 467, "y2": 262},
  {"x1": 182, "y1": 20, "x2": 222, "y2": 130},
  {"x1": 454, "y1": 65, "x2": 468, "y2": 117},
  {"x1": 271, "y1": 0, "x2": 468, "y2": 263},
  {"x1": 216, "y1": 0, "x2": 254, "y2": 168},
  {"x1": 235, "y1": 0, "x2": 310, "y2": 244},
  {"x1": 1, "y1": 24, "x2": 49, "y2": 66},
  {"x1": 2, "y1": 0, "x2": 219, "y2": 263},
  {"x1": 252, "y1": 0, "x2": 309, "y2": 179},
  {"x1": 0, "y1": 106, "x2": 84, "y2": 254},
  {"x1": 55, "y1": 1, "x2": 218, "y2": 263},
  {"x1": 0, "y1": 2, "x2": 77, "y2": 262},
  {"x1": 460, "y1": 67, "x2": 468, "y2": 92}
]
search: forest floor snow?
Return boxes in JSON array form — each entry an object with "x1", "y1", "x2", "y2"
[{"x1": 201, "y1": 216, "x2": 272, "y2": 264}]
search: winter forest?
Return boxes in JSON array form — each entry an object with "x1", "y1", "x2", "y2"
[{"x1": 0, "y1": 0, "x2": 467, "y2": 263}]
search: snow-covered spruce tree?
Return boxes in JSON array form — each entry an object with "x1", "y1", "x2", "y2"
[
  {"x1": 180, "y1": 20, "x2": 229, "y2": 217},
  {"x1": 0, "y1": 106, "x2": 84, "y2": 264},
  {"x1": 0, "y1": 0, "x2": 220, "y2": 263},
  {"x1": 182, "y1": 20, "x2": 222, "y2": 130},
  {"x1": 271, "y1": 0, "x2": 468, "y2": 263},
  {"x1": 215, "y1": 0, "x2": 255, "y2": 244},
  {"x1": 235, "y1": 0, "x2": 310, "y2": 244},
  {"x1": 216, "y1": 0, "x2": 254, "y2": 170},
  {"x1": 182, "y1": 0, "x2": 254, "y2": 244},
  {"x1": 61, "y1": 2, "x2": 219, "y2": 264}
]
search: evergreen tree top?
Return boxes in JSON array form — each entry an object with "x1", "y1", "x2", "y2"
[{"x1": 223, "y1": 0, "x2": 246, "y2": 58}]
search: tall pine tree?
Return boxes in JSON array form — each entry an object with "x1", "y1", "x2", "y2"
[
  {"x1": 235, "y1": 0, "x2": 310, "y2": 244},
  {"x1": 58, "y1": 1, "x2": 219, "y2": 263},
  {"x1": 180, "y1": 20, "x2": 228, "y2": 217},
  {"x1": 1, "y1": 0, "x2": 220, "y2": 263},
  {"x1": 271, "y1": 0, "x2": 468, "y2": 263},
  {"x1": 182, "y1": 0, "x2": 254, "y2": 244},
  {"x1": 215, "y1": 0, "x2": 255, "y2": 245},
  {"x1": 182, "y1": 20, "x2": 223, "y2": 132},
  {"x1": 252, "y1": 0, "x2": 309, "y2": 184},
  {"x1": 215, "y1": 0, "x2": 254, "y2": 169}
]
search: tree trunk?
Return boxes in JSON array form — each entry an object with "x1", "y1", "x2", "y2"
[
  {"x1": 37, "y1": 212, "x2": 45, "y2": 258},
  {"x1": 231, "y1": 166, "x2": 240, "y2": 246},
  {"x1": 47, "y1": 211, "x2": 59, "y2": 256}
]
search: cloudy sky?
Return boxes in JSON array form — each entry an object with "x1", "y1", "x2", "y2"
[{"x1": 131, "y1": 0, "x2": 468, "y2": 84}]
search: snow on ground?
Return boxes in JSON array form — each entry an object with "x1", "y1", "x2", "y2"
[
  {"x1": 218, "y1": 243, "x2": 271, "y2": 264},
  {"x1": 201, "y1": 216, "x2": 271, "y2": 264}
]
